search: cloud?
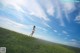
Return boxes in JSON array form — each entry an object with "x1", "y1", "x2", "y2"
[
  {"x1": 37, "y1": 26, "x2": 47, "y2": 32},
  {"x1": 64, "y1": 39, "x2": 80, "y2": 48},
  {"x1": 0, "y1": 0, "x2": 52, "y2": 36},
  {"x1": 40, "y1": 0, "x2": 75, "y2": 26},
  {"x1": 38, "y1": 0, "x2": 55, "y2": 16},
  {"x1": 60, "y1": 0, "x2": 77, "y2": 3},
  {"x1": 23, "y1": 0, "x2": 50, "y2": 21},
  {"x1": 1, "y1": 0, "x2": 25, "y2": 12},
  {"x1": 0, "y1": 16, "x2": 33, "y2": 35},
  {"x1": 0, "y1": 0, "x2": 26, "y2": 22},
  {"x1": 53, "y1": 30, "x2": 57, "y2": 32},
  {"x1": 52, "y1": 0, "x2": 75, "y2": 26},
  {"x1": 62, "y1": 2, "x2": 75, "y2": 12},
  {"x1": 1, "y1": 0, "x2": 50, "y2": 21},
  {"x1": 0, "y1": 16, "x2": 50, "y2": 35},
  {"x1": 52, "y1": 0, "x2": 65, "y2": 26},
  {"x1": 70, "y1": 39, "x2": 77, "y2": 42},
  {"x1": 47, "y1": 6, "x2": 55, "y2": 16},
  {"x1": 69, "y1": 39, "x2": 80, "y2": 47},
  {"x1": 1, "y1": 0, "x2": 76, "y2": 27},
  {"x1": 74, "y1": 13, "x2": 80, "y2": 24},
  {"x1": 62, "y1": 30, "x2": 68, "y2": 34},
  {"x1": 62, "y1": 2, "x2": 75, "y2": 22},
  {"x1": 64, "y1": 35, "x2": 70, "y2": 40},
  {"x1": 68, "y1": 41, "x2": 80, "y2": 48},
  {"x1": 36, "y1": 0, "x2": 76, "y2": 30},
  {"x1": 43, "y1": 22, "x2": 51, "y2": 28}
]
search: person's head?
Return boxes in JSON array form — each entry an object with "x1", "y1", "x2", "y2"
[{"x1": 34, "y1": 25, "x2": 35, "y2": 27}]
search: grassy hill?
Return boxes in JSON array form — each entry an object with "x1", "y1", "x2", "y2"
[{"x1": 0, "y1": 27, "x2": 80, "y2": 53}]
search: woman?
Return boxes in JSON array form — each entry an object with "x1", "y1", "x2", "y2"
[{"x1": 31, "y1": 25, "x2": 36, "y2": 37}]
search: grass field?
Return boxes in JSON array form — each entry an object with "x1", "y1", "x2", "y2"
[{"x1": 0, "y1": 27, "x2": 80, "y2": 53}]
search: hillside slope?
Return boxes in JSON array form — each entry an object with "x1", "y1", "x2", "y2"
[{"x1": 0, "y1": 27, "x2": 80, "y2": 53}]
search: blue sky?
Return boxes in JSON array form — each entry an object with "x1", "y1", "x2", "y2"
[{"x1": 0, "y1": 0, "x2": 80, "y2": 48}]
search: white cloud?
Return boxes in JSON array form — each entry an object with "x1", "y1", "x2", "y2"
[
  {"x1": 62, "y1": 2, "x2": 75, "y2": 13},
  {"x1": 52, "y1": 0, "x2": 65, "y2": 26},
  {"x1": 47, "y1": 6, "x2": 54, "y2": 16},
  {"x1": 62, "y1": 2, "x2": 75, "y2": 22},
  {"x1": 70, "y1": 39, "x2": 76, "y2": 42},
  {"x1": 0, "y1": 16, "x2": 33, "y2": 35},
  {"x1": 43, "y1": 0, "x2": 54, "y2": 16},
  {"x1": 74, "y1": 13, "x2": 80, "y2": 24},
  {"x1": 23, "y1": 0, "x2": 50, "y2": 21},
  {"x1": 62, "y1": 30, "x2": 68, "y2": 34},
  {"x1": 60, "y1": 0, "x2": 76, "y2": 3},
  {"x1": 68, "y1": 39, "x2": 80, "y2": 47},
  {"x1": 0, "y1": 0, "x2": 53, "y2": 37},
  {"x1": 1, "y1": 0, "x2": 25, "y2": 12},
  {"x1": 1, "y1": 0, "x2": 50, "y2": 21},
  {"x1": 37, "y1": 26, "x2": 47, "y2": 32},
  {"x1": 39, "y1": 0, "x2": 73, "y2": 26},
  {"x1": 59, "y1": 18, "x2": 65, "y2": 26},
  {"x1": 2, "y1": 0, "x2": 76, "y2": 27},
  {"x1": 37, "y1": 0, "x2": 55, "y2": 16},
  {"x1": 0, "y1": 16, "x2": 50, "y2": 36},
  {"x1": 42, "y1": 22, "x2": 52, "y2": 28},
  {"x1": 70, "y1": 39, "x2": 77, "y2": 42},
  {"x1": 53, "y1": 30, "x2": 57, "y2": 32},
  {"x1": 64, "y1": 39, "x2": 80, "y2": 48},
  {"x1": 1, "y1": 0, "x2": 26, "y2": 22},
  {"x1": 64, "y1": 35, "x2": 70, "y2": 38},
  {"x1": 53, "y1": 0, "x2": 75, "y2": 26}
]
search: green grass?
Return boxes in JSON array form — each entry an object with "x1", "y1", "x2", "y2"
[{"x1": 0, "y1": 27, "x2": 80, "y2": 53}]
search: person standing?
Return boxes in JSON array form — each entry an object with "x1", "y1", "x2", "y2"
[{"x1": 30, "y1": 25, "x2": 36, "y2": 37}]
